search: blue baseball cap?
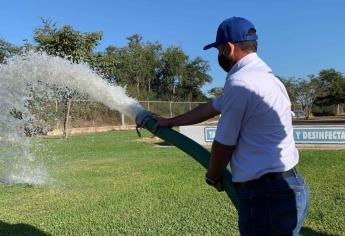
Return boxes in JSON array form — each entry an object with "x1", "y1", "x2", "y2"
[{"x1": 203, "y1": 17, "x2": 258, "y2": 50}]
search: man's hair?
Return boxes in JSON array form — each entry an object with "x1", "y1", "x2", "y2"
[{"x1": 236, "y1": 28, "x2": 257, "y2": 52}]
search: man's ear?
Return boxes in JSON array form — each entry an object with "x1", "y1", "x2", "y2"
[{"x1": 224, "y1": 42, "x2": 234, "y2": 56}]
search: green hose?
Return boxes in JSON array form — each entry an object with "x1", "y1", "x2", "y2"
[{"x1": 136, "y1": 111, "x2": 239, "y2": 211}]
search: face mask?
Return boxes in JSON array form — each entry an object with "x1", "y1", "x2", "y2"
[{"x1": 217, "y1": 54, "x2": 233, "y2": 73}]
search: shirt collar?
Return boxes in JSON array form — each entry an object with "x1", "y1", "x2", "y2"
[{"x1": 227, "y1": 53, "x2": 271, "y2": 76}]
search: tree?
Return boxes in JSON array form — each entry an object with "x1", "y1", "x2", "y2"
[
  {"x1": 159, "y1": 46, "x2": 188, "y2": 100},
  {"x1": 89, "y1": 33, "x2": 212, "y2": 102},
  {"x1": 123, "y1": 34, "x2": 144, "y2": 97},
  {"x1": 208, "y1": 87, "x2": 224, "y2": 98},
  {"x1": 293, "y1": 75, "x2": 322, "y2": 119},
  {"x1": 279, "y1": 76, "x2": 298, "y2": 104},
  {"x1": 0, "y1": 38, "x2": 20, "y2": 63},
  {"x1": 34, "y1": 19, "x2": 102, "y2": 63},
  {"x1": 89, "y1": 46, "x2": 120, "y2": 84},
  {"x1": 141, "y1": 42, "x2": 162, "y2": 97},
  {"x1": 33, "y1": 19, "x2": 102, "y2": 138},
  {"x1": 316, "y1": 69, "x2": 345, "y2": 106},
  {"x1": 110, "y1": 34, "x2": 162, "y2": 99},
  {"x1": 180, "y1": 57, "x2": 212, "y2": 101}
]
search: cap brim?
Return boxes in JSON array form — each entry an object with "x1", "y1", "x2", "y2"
[{"x1": 203, "y1": 42, "x2": 218, "y2": 50}]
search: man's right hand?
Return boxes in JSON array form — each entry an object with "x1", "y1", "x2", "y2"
[{"x1": 153, "y1": 116, "x2": 174, "y2": 128}]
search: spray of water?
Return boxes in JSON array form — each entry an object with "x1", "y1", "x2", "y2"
[{"x1": 0, "y1": 52, "x2": 145, "y2": 185}]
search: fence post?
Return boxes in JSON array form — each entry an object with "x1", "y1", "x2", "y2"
[
  {"x1": 121, "y1": 112, "x2": 125, "y2": 126},
  {"x1": 189, "y1": 102, "x2": 192, "y2": 111},
  {"x1": 63, "y1": 99, "x2": 71, "y2": 139},
  {"x1": 55, "y1": 100, "x2": 59, "y2": 129},
  {"x1": 147, "y1": 101, "x2": 150, "y2": 111},
  {"x1": 170, "y1": 101, "x2": 173, "y2": 118}
]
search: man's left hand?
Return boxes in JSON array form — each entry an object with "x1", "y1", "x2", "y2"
[
  {"x1": 206, "y1": 174, "x2": 225, "y2": 192},
  {"x1": 213, "y1": 179, "x2": 225, "y2": 192}
]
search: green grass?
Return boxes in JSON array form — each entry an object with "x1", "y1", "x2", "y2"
[{"x1": 0, "y1": 131, "x2": 344, "y2": 235}]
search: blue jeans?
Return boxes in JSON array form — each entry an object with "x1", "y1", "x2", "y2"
[{"x1": 235, "y1": 169, "x2": 309, "y2": 236}]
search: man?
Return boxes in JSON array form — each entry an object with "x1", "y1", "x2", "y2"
[{"x1": 156, "y1": 17, "x2": 309, "y2": 235}]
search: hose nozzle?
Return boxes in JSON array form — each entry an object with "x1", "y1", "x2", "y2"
[{"x1": 135, "y1": 109, "x2": 152, "y2": 128}]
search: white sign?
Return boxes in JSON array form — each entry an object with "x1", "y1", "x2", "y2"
[
  {"x1": 180, "y1": 125, "x2": 345, "y2": 145},
  {"x1": 179, "y1": 126, "x2": 212, "y2": 145}
]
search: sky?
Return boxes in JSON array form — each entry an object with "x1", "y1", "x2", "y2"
[{"x1": 1, "y1": 0, "x2": 345, "y2": 94}]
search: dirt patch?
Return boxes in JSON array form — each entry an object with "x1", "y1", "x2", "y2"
[
  {"x1": 47, "y1": 125, "x2": 136, "y2": 136},
  {"x1": 135, "y1": 136, "x2": 173, "y2": 147}
]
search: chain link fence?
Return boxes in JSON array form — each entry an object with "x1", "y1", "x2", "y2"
[
  {"x1": 30, "y1": 100, "x2": 344, "y2": 136},
  {"x1": 312, "y1": 104, "x2": 345, "y2": 116},
  {"x1": 291, "y1": 103, "x2": 345, "y2": 117},
  {"x1": 33, "y1": 100, "x2": 215, "y2": 136}
]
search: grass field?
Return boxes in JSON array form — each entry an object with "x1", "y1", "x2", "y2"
[{"x1": 0, "y1": 131, "x2": 344, "y2": 235}]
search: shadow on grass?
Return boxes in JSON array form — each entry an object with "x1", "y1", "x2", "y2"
[
  {"x1": 0, "y1": 221, "x2": 50, "y2": 236},
  {"x1": 156, "y1": 141, "x2": 173, "y2": 147},
  {"x1": 301, "y1": 227, "x2": 335, "y2": 236}
]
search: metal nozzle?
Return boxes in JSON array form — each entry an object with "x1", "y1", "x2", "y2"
[{"x1": 135, "y1": 109, "x2": 152, "y2": 127}]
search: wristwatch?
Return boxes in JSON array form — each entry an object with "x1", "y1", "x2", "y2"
[{"x1": 205, "y1": 174, "x2": 219, "y2": 186}]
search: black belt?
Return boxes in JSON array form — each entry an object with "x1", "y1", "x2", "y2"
[{"x1": 233, "y1": 168, "x2": 297, "y2": 189}]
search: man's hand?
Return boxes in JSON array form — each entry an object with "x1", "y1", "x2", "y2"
[
  {"x1": 213, "y1": 178, "x2": 225, "y2": 192},
  {"x1": 206, "y1": 141, "x2": 235, "y2": 193},
  {"x1": 153, "y1": 116, "x2": 174, "y2": 128},
  {"x1": 205, "y1": 174, "x2": 225, "y2": 192}
]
